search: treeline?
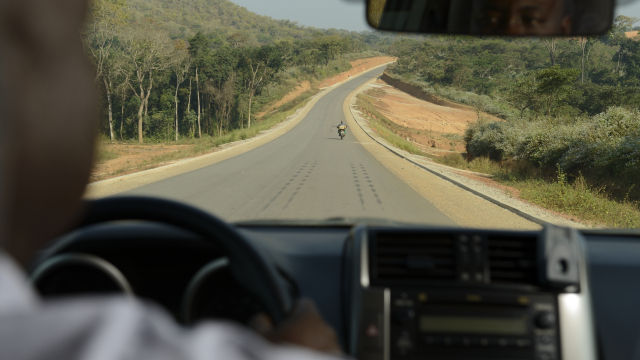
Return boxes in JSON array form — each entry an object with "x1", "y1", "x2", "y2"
[
  {"x1": 387, "y1": 16, "x2": 640, "y2": 120},
  {"x1": 85, "y1": 0, "x2": 386, "y2": 143}
]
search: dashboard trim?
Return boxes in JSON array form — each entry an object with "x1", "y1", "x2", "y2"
[
  {"x1": 558, "y1": 230, "x2": 597, "y2": 360},
  {"x1": 361, "y1": 231, "x2": 370, "y2": 288},
  {"x1": 31, "y1": 253, "x2": 134, "y2": 296},
  {"x1": 383, "y1": 288, "x2": 390, "y2": 360}
]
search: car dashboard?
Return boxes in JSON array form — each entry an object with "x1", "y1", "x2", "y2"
[{"x1": 29, "y1": 221, "x2": 640, "y2": 360}]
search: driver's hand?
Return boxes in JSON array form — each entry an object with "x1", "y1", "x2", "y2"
[{"x1": 249, "y1": 298, "x2": 342, "y2": 356}]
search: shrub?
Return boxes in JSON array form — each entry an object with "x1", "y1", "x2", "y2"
[
  {"x1": 442, "y1": 153, "x2": 466, "y2": 167},
  {"x1": 464, "y1": 106, "x2": 640, "y2": 200}
]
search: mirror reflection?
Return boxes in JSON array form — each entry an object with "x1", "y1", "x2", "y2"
[{"x1": 367, "y1": 0, "x2": 614, "y2": 36}]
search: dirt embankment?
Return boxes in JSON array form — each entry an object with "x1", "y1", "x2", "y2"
[
  {"x1": 319, "y1": 56, "x2": 397, "y2": 88},
  {"x1": 256, "y1": 81, "x2": 311, "y2": 119},
  {"x1": 380, "y1": 73, "x2": 477, "y2": 112},
  {"x1": 255, "y1": 56, "x2": 395, "y2": 119},
  {"x1": 362, "y1": 75, "x2": 502, "y2": 154}
]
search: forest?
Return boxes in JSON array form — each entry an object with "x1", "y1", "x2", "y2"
[
  {"x1": 86, "y1": 0, "x2": 392, "y2": 143},
  {"x1": 387, "y1": 16, "x2": 640, "y2": 119}
]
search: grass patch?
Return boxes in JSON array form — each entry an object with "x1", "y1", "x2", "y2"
[
  {"x1": 511, "y1": 171, "x2": 640, "y2": 228},
  {"x1": 435, "y1": 153, "x2": 640, "y2": 227},
  {"x1": 437, "y1": 153, "x2": 502, "y2": 174},
  {"x1": 95, "y1": 145, "x2": 119, "y2": 163}
]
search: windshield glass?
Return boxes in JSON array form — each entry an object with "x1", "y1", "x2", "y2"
[{"x1": 85, "y1": 0, "x2": 640, "y2": 230}]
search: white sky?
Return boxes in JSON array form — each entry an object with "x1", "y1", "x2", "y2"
[
  {"x1": 229, "y1": 0, "x2": 640, "y2": 32},
  {"x1": 228, "y1": 0, "x2": 370, "y2": 32}
]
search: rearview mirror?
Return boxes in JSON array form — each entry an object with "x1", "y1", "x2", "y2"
[{"x1": 367, "y1": 0, "x2": 614, "y2": 36}]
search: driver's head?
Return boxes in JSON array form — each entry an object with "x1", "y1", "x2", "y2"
[
  {"x1": 473, "y1": 0, "x2": 573, "y2": 35},
  {"x1": 0, "y1": 0, "x2": 97, "y2": 265}
]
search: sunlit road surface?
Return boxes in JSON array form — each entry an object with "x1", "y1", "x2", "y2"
[{"x1": 124, "y1": 67, "x2": 456, "y2": 226}]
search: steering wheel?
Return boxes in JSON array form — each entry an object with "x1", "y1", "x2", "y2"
[{"x1": 52, "y1": 196, "x2": 294, "y2": 325}]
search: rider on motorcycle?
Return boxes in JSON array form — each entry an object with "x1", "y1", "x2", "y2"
[{"x1": 336, "y1": 123, "x2": 347, "y2": 138}]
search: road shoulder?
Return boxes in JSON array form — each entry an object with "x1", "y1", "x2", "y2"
[{"x1": 344, "y1": 77, "x2": 574, "y2": 231}]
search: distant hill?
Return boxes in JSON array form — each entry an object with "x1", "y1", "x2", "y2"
[{"x1": 126, "y1": 0, "x2": 333, "y2": 45}]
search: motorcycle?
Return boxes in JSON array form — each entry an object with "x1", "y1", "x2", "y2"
[{"x1": 337, "y1": 124, "x2": 347, "y2": 140}]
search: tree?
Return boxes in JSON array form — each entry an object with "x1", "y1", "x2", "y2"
[
  {"x1": 313, "y1": 36, "x2": 343, "y2": 66},
  {"x1": 171, "y1": 41, "x2": 191, "y2": 141},
  {"x1": 121, "y1": 19, "x2": 173, "y2": 143},
  {"x1": 100, "y1": 51, "x2": 127, "y2": 142},
  {"x1": 613, "y1": 15, "x2": 640, "y2": 33},
  {"x1": 85, "y1": 0, "x2": 128, "y2": 81},
  {"x1": 534, "y1": 66, "x2": 580, "y2": 116},
  {"x1": 578, "y1": 37, "x2": 589, "y2": 83},
  {"x1": 84, "y1": 0, "x2": 129, "y2": 141},
  {"x1": 208, "y1": 74, "x2": 236, "y2": 135},
  {"x1": 506, "y1": 73, "x2": 540, "y2": 117},
  {"x1": 188, "y1": 32, "x2": 211, "y2": 139},
  {"x1": 541, "y1": 37, "x2": 559, "y2": 66},
  {"x1": 242, "y1": 46, "x2": 282, "y2": 128}
]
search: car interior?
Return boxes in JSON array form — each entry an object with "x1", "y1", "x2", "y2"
[{"x1": 26, "y1": 1, "x2": 640, "y2": 360}]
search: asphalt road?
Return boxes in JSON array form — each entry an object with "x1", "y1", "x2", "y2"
[{"x1": 124, "y1": 67, "x2": 457, "y2": 226}]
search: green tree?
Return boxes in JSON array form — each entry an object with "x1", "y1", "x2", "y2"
[
  {"x1": 534, "y1": 66, "x2": 580, "y2": 116},
  {"x1": 506, "y1": 73, "x2": 540, "y2": 117}
]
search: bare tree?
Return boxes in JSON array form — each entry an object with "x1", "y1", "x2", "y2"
[
  {"x1": 578, "y1": 37, "x2": 590, "y2": 83},
  {"x1": 115, "y1": 76, "x2": 129, "y2": 141},
  {"x1": 171, "y1": 41, "x2": 191, "y2": 141},
  {"x1": 85, "y1": 0, "x2": 128, "y2": 82},
  {"x1": 245, "y1": 62, "x2": 263, "y2": 129},
  {"x1": 121, "y1": 19, "x2": 173, "y2": 143},
  {"x1": 195, "y1": 65, "x2": 202, "y2": 138},
  {"x1": 209, "y1": 74, "x2": 236, "y2": 135},
  {"x1": 84, "y1": 0, "x2": 128, "y2": 141},
  {"x1": 541, "y1": 37, "x2": 559, "y2": 66},
  {"x1": 213, "y1": 73, "x2": 236, "y2": 134}
]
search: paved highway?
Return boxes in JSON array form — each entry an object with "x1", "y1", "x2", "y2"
[{"x1": 124, "y1": 67, "x2": 456, "y2": 226}]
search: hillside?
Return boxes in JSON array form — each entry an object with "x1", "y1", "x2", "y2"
[{"x1": 127, "y1": 0, "x2": 332, "y2": 45}]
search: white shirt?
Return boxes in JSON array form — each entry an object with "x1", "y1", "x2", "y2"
[{"x1": 0, "y1": 251, "x2": 344, "y2": 360}]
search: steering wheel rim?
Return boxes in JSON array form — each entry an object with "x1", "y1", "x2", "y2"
[{"x1": 71, "y1": 196, "x2": 293, "y2": 324}]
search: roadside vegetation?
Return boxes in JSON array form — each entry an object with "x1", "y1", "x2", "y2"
[
  {"x1": 87, "y1": 0, "x2": 393, "y2": 145},
  {"x1": 88, "y1": 0, "x2": 396, "y2": 177},
  {"x1": 385, "y1": 16, "x2": 640, "y2": 227}
]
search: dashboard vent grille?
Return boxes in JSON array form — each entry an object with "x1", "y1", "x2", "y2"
[
  {"x1": 373, "y1": 233, "x2": 455, "y2": 283},
  {"x1": 488, "y1": 236, "x2": 538, "y2": 285}
]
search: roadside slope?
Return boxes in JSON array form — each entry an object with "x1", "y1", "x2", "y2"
[{"x1": 345, "y1": 77, "x2": 585, "y2": 230}]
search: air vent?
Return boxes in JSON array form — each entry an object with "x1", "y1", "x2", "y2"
[
  {"x1": 373, "y1": 233, "x2": 455, "y2": 283},
  {"x1": 488, "y1": 236, "x2": 538, "y2": 285}
]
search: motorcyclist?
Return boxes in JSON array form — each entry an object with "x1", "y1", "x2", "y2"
[
  {"x1": 0, "y1": 0, "x2": 343, "y2": 359},
  {"x1": 336, "y1": 122, "x2": 348, "y2": 137}
]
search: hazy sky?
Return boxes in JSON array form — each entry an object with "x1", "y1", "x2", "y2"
[
  {"x1": 229, "y1": 0, "x2": 640, "y2": 32},
  {"x1": 229, "y1": 0, "x2": 370, "y2": 32}
]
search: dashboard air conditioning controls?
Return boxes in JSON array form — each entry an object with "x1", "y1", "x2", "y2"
[{"x1": 372, "y1": 232, "x2": 456, "y2": 284}]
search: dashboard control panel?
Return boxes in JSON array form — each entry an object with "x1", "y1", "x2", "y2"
[{"x1": 347, "y1": 226, "x2": 591, "y2": 360}]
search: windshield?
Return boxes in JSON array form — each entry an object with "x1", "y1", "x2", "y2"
[{"x1": 85, "y1": 0, "x2": 640, "y2": 230}]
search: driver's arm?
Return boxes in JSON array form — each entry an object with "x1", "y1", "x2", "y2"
[
  {"x1": 0, "y1": 0, "x2": 346, "y2": 359},
  {"x1": 0, "y1": 251, "x2": 345, "y2": 360}
]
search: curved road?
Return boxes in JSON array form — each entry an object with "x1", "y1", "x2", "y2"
[{"x1": 125, "y1": 67, "x2": 456, "y2": 226}]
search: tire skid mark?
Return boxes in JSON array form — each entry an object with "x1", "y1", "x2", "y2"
[
  {"x1": 282, "y1": 161, "x2": 317, "y2": 210},
  {"x1": 358, "y1": 163, "x2": 383, "y2": 208},
  {"x1": 262, "y1": 161, "x2": 316, "y2": 212},
  {"x1": 352, "y1": 163, "x2": 365, "y2": 210}
]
